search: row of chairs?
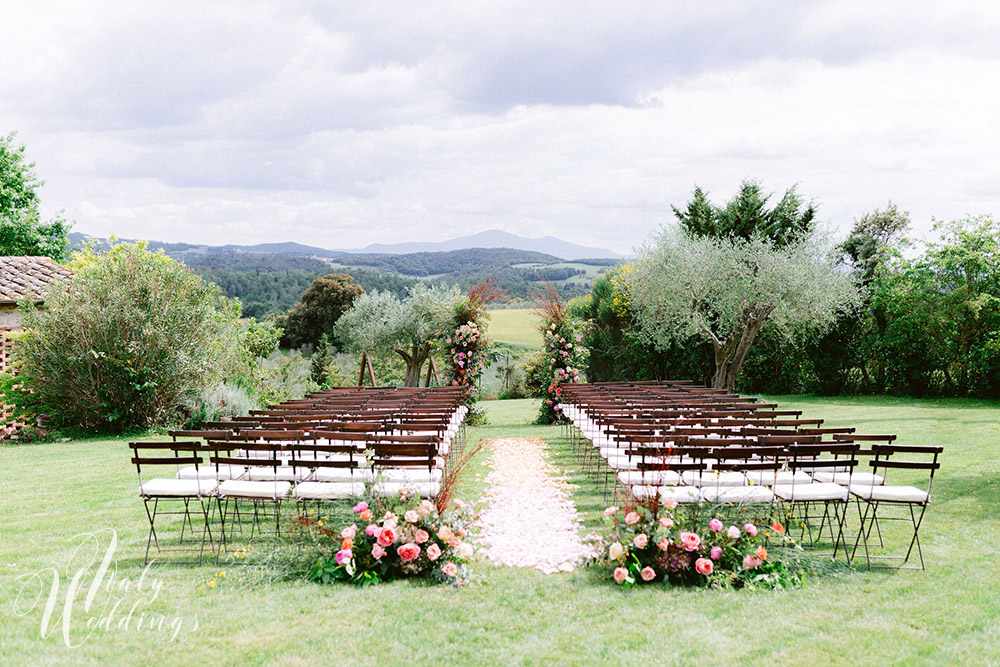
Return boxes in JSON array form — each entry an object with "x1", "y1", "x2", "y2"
[
  {"x1": 130, "y1": 386, "x2": 468, "y2": 565},
  {"x1": 559, "y1": 381, "x2": 942, "y2": 570}
]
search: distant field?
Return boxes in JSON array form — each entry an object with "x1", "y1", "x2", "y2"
[{"x1": 488, "y1": 308, "x2": 541, "y2": 346}]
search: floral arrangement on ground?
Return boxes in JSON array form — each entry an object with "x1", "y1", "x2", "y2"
[
  {"x1": 591, "y1": 500, "x2": 805, "y2": 589},
  {"x1": 307, "y1": 491, "x2": 477, "y2": 587}
]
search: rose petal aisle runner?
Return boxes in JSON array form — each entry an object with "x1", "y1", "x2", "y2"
[{"x1": 477, "y1": 438, "x2": 594, "y2": 574}]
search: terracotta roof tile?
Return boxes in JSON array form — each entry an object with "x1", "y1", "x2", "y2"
[{"x1": 0, "y1": 256, "x2": 73, "y2": 303}]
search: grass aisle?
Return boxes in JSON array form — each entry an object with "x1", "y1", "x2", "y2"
[
  {"x1": 477, "y1": 437, "x2": 594, "y2": 573},
  {"x1": 1, "y1": 396, "x2": 999, "y2": 664}
]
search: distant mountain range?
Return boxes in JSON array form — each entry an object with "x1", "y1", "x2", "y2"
[
  {"x1": 69, "y1": 228, "x2": 619, "y2": 261},
  {"x1": 356, "y1": 229, "x2": 619, "y2": 260}
]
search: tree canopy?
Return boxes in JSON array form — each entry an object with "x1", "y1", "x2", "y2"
[
  {"x1": 672, "y1": 180, "x2": 816, "y2": 248},
  {"x1": 0, "y1": 131, "x2": 71, "y2": 261},
  {"x1": 333, "y1": 283, "x2": 460, "y2": 386},
  {"x1": 277, "y1": 273, "x2": 365, "y2": 349},
  {"x1": 16, "y1": 242, "x2": 251, "y2": 432},
  {"x1": 630, "y1": 229, "x2": 859, "y2": 391}
]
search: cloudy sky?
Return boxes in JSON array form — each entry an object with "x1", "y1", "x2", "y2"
[{"x1": 2, "y1": 1, "x2": 998, "y2": 254}]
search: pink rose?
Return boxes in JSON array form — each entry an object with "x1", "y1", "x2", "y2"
[
  {"x1": 663, "y1": 496, "x2": 678, "y2": 510},
  {"x1": 613, "y1": 567, "x2": 629, "y2": 584},
  {"x1": 418, "y1": 499, "x2": 435, "y2": 516},
  {"x1": 680, "y1": 532, "x2": 701, "y2": 552},
  {"x1": 397, "y1": 542, "x2": 421, "y2": 563},
  {"x1": 640, "y1": 566, "x2": 656, "y2": 582},
  {"x1": 335, "y1": 548, "x2": 352, "y2": 566},
  {"x1": 365, "y1": 524, "x2": 379, "y2": 537},
  {"x1": 427, "y1": 543, "x2": 442, "y2": 561},
  {"x1": 404, "y1": 510, "x2": 419, "y2": 523},
  {"x1": 352, "y1": 501, "x2": 368, "y2": 513},
  {"x1": 727, "y1": 525, "x2": 740, "y2": 539},
  {"x1": 415, "y1": 529, "x2": 430, "y2": 544},
  {"x1": 695, "y1": 558, "x2": 714, "y2": 575},
  {"x1": 603, "y1": 506, "x2": 619, "y2": 516},
  {"x1": 448, "y1": 536, "x2": 462, "y2": 549},
  {"x1": 377, "y1": 526, "x2": 397, "y2": 547},
  {"x1": 657, "y1": 537, "x2": 671, "y2": 551},
  {"x1": 743, "y1": 523, "x2": 758, "y2": 537},
  {"x1": 372, "y1": 544, "x2": 385, "y2": 560},
  {"x1": 743, "y1": 555, "x2": 762, "y2": 570},
  {"x1": 659, "y1": 516, "x2": 674, "y2": 528},
  {"x1": 624, "y1": 511, "x2": 641, "y2": 525},
  {"x1": 341, "y1": 525, "x2": 357, "y2": 539},
  {"x1": 709, "y1": 518, "x2": 723, "y2": 532},
  {"x1": 442, "y1": 561, "x2": 458, "y2": 577},
  {"x1": 453, "y1": 499, "x2": 466, "y2": 509},
  {"x1": 710, "y1": 546, "x2": 723, "y2": 560},
  {"x1": 633, "y1": 533, "x2": 648, "y2": 549}
]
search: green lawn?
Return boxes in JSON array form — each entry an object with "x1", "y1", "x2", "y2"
[
  {"x1": 488, "y1": 309, "x2": 542, "y2": 347},
  {"x1": 2, "y1": 396, "x2": 999, "y2": 665}
]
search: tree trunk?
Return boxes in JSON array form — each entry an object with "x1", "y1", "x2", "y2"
[
  {"x1": 397, "y1": 344, "x2": 429, "y2": 387},
  {"x1": 709, "y1": 311, "x2": 771, "y2": 392}
]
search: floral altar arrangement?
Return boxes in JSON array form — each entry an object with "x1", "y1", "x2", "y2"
[
  {"x1": 442, "y1": 282, "x2": 503, "y2": 426},
  {"x1": 592, "y1": 501, "x2": 803, "y2": 589},
  {"x1": 532, "y1": 284, "x2": 589, "y2": 424},
  {"x1": 308, "y1": 492, "x2": 478, "y2": 587}
]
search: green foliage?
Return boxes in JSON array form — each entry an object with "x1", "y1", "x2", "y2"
[
  {"x1": 335, "y1": 284, "x2": 461, "y2": 386},
  {"x1": 16, "y1": 242, "x2": 247, "y2": 433},
  {"x1": 0, "y1": 209, "x2": 72, "y2": 262},
  {"x1": 572, "y1": 271, "x2": 709, "y2": 383},
  {"x1": 277, "y1": 273, "x2": 364, "y2": 349},
  {"x1": 631, "y1": 229, "x2": 859, "y2": 391},
  {"x1": 673, "y1": 180, "x2": 816, "y2": 248},
  {"x1": 0, "y1": 131, "x2": 71, "y2": 261},
  {"x1": 179, "y1": 252, "x2": 419, "y2": 319},
  {"x1": 185, "y1": 381, "x2": 258, "y2": 428}
]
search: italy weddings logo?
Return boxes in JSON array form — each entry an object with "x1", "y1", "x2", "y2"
[{"x1": 12, "y1": 528, "x2": 199, "y2": 648}]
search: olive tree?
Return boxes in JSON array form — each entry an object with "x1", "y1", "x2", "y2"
[
  {"x1": 630, "y1": 228, "x2": 860, "y2": 391},
  {"x1": 333, "y1": 283, "x2": 460, "y2": 386}
]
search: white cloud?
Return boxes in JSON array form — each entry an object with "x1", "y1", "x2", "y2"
[{"x1": 2, "y1": 0, "x2": 999, "y2": 254}]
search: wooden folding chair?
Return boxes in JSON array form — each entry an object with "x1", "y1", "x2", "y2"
[
  {"x1": 850, "y1": 444, "x2": 942, "y2": 570},
  {"x1": 130, "y1": 441, "x2": 216, "y2": 565}
]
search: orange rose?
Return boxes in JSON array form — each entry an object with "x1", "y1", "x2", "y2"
[
  {"x1": 756, "y1": 545, "x2": 768, "y2": 560},
  {"x1": 359, "y1": 509, "x2": 373, "y2": 521},
  {"x1": 437, "y1": 526, "x2": 455, "y2": 542}
]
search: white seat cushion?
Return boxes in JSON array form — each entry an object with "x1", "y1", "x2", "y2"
[
  {"x1": 218, "y1": 480, "x2": 291, "y2": 500},
  {"x1": 702, "y1": 486, "x2": 775, "y2": 503},
  {"x1": 681, "y1": 471, "x2": 747, "y2": 487},
  {"x1": 813, "y1": 472, "x2": 884, "y2": 485},
  {"x1": 294, "y1": 481, "x2": 365, "y2": 500},
  {"x1": 629, "y1": 485, "x2": 661, "y2": 500},
  {"x1": 246, "y1": 466, "x2": 309, "y2": 482},
  {"x1": 141, "y1": 478, "x2": 217, "y2": 497},
  {"x1": 617, "y1": 470, "x2": 681, "y2": 486},
  {"x1": 743, "y1": 470, "x2": 812, "y2": 486},
  {"x1": 773, "y1": 482, "x2": 849, "y2": 502},
  {"x1": 850, "y1": 484, "x2": 928, "y2": 503},
  {"x1": 372, "y1": 467, "x2": 444, "y2": 483},
  {"x1": 176, "y1": 465, "x2": 245, "y2": 481},
  {"x1": 315, "y1": 467, "x2": 370, "y2": 483},
  {"x1": 370, "y1": 480, "x2": 440, "y2": 498},
  {"x1": 659, "y1": 486, "x2": 703, "y2": 503}
]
